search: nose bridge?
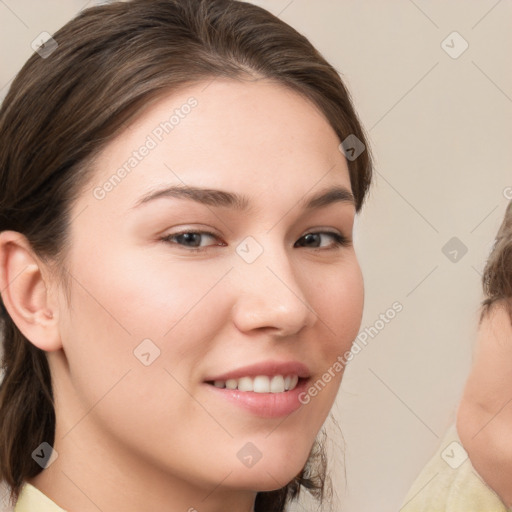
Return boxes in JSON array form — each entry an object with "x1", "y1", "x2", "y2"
[{"x1": 230, "y1": 234, "x2": 317, "y2": 335}]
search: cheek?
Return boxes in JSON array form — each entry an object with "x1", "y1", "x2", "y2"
[
  {"x1": 294, "y1": 256, "x2": 364, "y2": 413},
  {"x1": 56, "y1": 251, "x2": 225, "y2": 445},
  {"x1": 117, "y1": 254, "x2": 231, "y2": 333},
  {"x1": 312, "y1": 257, "x2": 364, "y2": 351},
  {"x1": 60, "y1": 246, "x2": 231, "y2": 380}
]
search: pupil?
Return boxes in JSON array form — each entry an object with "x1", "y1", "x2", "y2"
[
  {"x1": 304, "y1": 233, "x2": 319, "y2": 246},
  {"x1": 181, "y1": 233, "x2": 199, "y2": 247}
]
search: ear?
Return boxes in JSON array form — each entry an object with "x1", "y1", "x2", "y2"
[{"x1": 0, "y1": 230, "x2": 62, "y2": 351}]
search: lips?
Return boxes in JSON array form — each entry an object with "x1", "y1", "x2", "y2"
[{"x1": 203, "y1": 360, "x2": 311, "y2": 417}]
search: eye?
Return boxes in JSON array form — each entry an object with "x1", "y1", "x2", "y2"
[
  {"x1": 294, "y1": 231, "x2": 350, "y2": 249},
  {"x1": 160, "y1": 230, "x2": 224, "y2": 251},
  {"x1": 160, "y1": 229, "x2": 350, "y2": 253}
]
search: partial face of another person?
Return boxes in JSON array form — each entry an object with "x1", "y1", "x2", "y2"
[{"x1": 49, "y1": 78, "x2": 364, "y2": 491}]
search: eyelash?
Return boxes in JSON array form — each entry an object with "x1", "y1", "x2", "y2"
[{"x1": 160, "y1": 230, "x2": 351, "y2": 253}]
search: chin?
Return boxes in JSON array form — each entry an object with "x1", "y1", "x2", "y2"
[
  {"x1": 226, "y1": 447, "x2": 312, "y2": 492},
  {"x1": 229, "y1": 469, "x2": 299, "y2": 493}
]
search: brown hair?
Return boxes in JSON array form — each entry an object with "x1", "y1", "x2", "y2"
[
  {"x1": 480, "y1": 201, "x2": 512, "y2": 323},
  {"x1": 0, "y1": 0, "x2": 372, "y2": 509}
]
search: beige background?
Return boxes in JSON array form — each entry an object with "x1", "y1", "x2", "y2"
[{"x1": 1, "y1": 1, "x2": 511, "y2": 511}]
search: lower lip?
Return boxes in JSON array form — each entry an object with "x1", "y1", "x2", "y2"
[{"x1": 204, "y1": 379, "x2": 309, "y2": 418}]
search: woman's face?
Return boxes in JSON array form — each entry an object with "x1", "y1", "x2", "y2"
[{"x1": 49, "y1": 78, "x2": 364, "y2": 496}]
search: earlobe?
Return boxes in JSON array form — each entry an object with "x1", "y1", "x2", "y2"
[{"x1": 0, "y1": 230, "x2": 62, "y2": 352}]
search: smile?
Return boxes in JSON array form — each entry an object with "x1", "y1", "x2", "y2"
[{"x1": 208, "y1": 375, "x2": 300, "y2": 393}]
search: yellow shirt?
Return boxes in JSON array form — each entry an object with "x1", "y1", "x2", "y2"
[
  {"x1": 401, "y1": 423, "x2": 512, "y2": 512},
  {"x1": 14, "y1": 482, "x2": 67, "y2": 512}
]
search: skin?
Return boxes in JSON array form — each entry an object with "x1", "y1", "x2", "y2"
[
  {"x1": 457, "y1": 301, "x2": 512, "y2": 506},
  {"x1": 0, "y1": 78, "x2": 364, "y2": 512}
]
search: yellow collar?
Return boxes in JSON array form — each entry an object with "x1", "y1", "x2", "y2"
[{"x1": 14, "y1": 482, "x2": 67, "y2": 512}]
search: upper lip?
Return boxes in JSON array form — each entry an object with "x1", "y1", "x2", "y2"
[{"x1": 204, "y1": 360, "x2": 311, "y2": 382}]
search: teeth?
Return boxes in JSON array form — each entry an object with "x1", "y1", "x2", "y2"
[
  {"x1": 225, "y1": 379, "x2": 237, "y2": 390},
  {"x1": 253, "y1": 376, "x2": 270, "y2": 393},
  {"x1": 270, "y1": 375, "x2": 285, "y2": 393},
  {"x1": 210, "y1": 375, "x2": 300, "y2": 393},
  {"x1": 238, "y1": 377, "x2": 253, "y2": 392},
  {"x1": 287, "y1": 375, "x2": 298, "y2": 391}
]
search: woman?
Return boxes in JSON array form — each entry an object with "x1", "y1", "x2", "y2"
[
  {"x1": 0, "y1": 1, "x2": 373, "y2": 511},
  {"x1": 401, "y1": 201, "x2": 512, "y2": 511}
]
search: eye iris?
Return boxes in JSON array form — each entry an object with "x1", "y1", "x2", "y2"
[
  {"x1": 303, "y1": 233, "x2": 320, "y2": 247},
  {"x1": 178, "y1": 233, "x2": 201, "y2": 247}
]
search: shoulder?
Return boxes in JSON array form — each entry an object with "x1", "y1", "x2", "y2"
[
  {"x1": 456, "y1": 301, "x2": 512, "y2": 508},
  {"x1": 401, "y1": 424, "x2": 510, "y2": 512}
]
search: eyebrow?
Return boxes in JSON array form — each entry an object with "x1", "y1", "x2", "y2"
[{"x1": 131, "y1": 184, "x2": 355, "y2": 211}]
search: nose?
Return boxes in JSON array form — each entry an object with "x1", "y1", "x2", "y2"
[{"x1": 230, "y1": 239, "x2": 318, "y2": 337}]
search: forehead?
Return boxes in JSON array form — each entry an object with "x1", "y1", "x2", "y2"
[{"x1": 78, "y1": 78, "x2": 351, "y2": 217}]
